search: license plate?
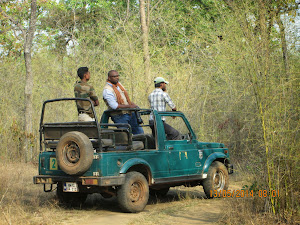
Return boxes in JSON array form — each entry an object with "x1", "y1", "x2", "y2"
[
  {"x1": 49, "y1": 157, "x2": 57, "y2": 170},
  {"x1": 63, "y1": 182, "x2": 79, "y2": 192}
]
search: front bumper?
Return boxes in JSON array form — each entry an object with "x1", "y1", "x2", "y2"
[{"x1": 33, "y1": 174, "x2": 125, "y2": 186}]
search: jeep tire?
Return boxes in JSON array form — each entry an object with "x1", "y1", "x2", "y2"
[
  {"x1": 56, "y1": 131, "x2": 93, "y2": 176},
  {"x1": 117, "y1": 172, "x2": 149, "y2": 213},
  {"x1": 202, "y1": 161, "x2": 229, "y2": 198}
]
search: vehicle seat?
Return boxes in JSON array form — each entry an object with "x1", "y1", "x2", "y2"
[
  {"x1": 132, "y1": 141, "x2": 144, "y2": 150},
  {"x1": 133, "y1": 134, "x2": 156, "y2": 149},
  {"x1": 101, "y1": 139, "x2": 113, "y2": 147}
]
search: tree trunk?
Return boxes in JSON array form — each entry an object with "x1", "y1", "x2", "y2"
[
  {"x1": 277, "y1": 14, "x2": 290, "y2": 81},
  {"x1": 258, "y1": 0, "x2": 270, "y2": 81},
  {"x1": 139, "y1": 0, "x2": 151, "y2": 87},
  {"x1": 24, "y1": 0, "x2": 37, "y2": 162},
  {"x1": 126, "y1": 0, "x2": 130, "y2": 19}
]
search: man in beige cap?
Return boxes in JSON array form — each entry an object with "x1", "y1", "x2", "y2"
[{"x1": 148, "y1": 77, "x2": 181, "y2": 140}]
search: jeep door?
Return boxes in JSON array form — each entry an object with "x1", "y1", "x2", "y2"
[{"x1": 160, "y1": 114, "x2": 202, "y2": 177}]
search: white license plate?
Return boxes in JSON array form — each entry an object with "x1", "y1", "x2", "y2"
[{"x1": 63, "y1": 182, "x2": 79, "y2": 192}]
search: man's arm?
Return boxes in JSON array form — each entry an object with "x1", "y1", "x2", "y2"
[
  {"x1": 89, "y1": 85, "x2": 99, "y2": 107},
  {"x1": 103, "y1": 89, "x2": 118, "y2": 109},
  {"x1": 163, "y1": 93, "x2": 176, "y2": 110},
  {"x1": 117, "y1": 103, "x2": 138, "y2": 108},
  {"x1": 103, "y1": 89, "x2": 137, "y2": 109}
]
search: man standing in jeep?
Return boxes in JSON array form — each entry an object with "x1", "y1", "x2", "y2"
[
  {"x1": 74, "y1": 67, "x2": 99, "y2": 121},
  {"x1": 148, "y1": 77, "x2": 181, "y2": 140}
]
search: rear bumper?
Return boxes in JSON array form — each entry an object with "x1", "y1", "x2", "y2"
[{"x1": 33, "y1": 174, "x2": 125, "y2": 186}]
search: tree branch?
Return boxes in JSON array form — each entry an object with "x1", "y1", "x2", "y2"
[
  {"x1": 24, "y1": 0, "x2": 37, "y2": 51},
  {"x1": 149, "y1": 0, "x2": 163, "y2": 16},
  {"x1": 0, "y1": 3, "x2": 25, "y2": 37},
  {"x1": 0, "y1": 26, "x2": 12, "y2": 34}
]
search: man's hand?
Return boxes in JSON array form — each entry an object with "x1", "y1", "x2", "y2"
[
  {"x1": 172, "y1": 107, "x2": 177, "y2": 119},
  {"x1": 129, "y1": 103, "x2": 138, "y2": 108},
  {"x1": 93, "y1": 100, "x2": 99, "y2": 106},
  {"x1": 117, "y1": 103, "x2": 138, "y2": 109}
]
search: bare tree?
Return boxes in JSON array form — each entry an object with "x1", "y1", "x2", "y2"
[
  {"x1": 139, "y1": 0, "x2": 151, "y2": 86},
  {"x1": 276, "y1": 14, "x2": 290, "y2": 80},
  {"x1": 0, "y1": 0, "x2": 37, "y2": 161}
]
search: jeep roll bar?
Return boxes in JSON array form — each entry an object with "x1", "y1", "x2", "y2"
[{"x1": 39, "y1": 98, "x2": 102, "y2": 151}]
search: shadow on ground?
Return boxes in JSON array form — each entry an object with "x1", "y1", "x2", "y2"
[{"x1": 73, "y1": 187, "x2": 208, "y2": 213}]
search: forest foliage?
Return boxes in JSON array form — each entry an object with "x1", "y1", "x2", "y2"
[{"x1": 0, "y1": 0, "x2": 299, "y2": 223}]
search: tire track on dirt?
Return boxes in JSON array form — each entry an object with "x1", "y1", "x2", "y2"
[{"x1": 76, "y1": 187, "x2": 228, "y2": 225}]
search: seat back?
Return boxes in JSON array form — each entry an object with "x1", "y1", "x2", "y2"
[
  {"x1": 132, "y1": 134, "x2": 156, "y2": 149},
  {"x1": 42, "y1": 122, "x2": 136, "y2": 151}
]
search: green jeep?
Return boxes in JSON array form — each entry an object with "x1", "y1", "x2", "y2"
[{"x1": 33, "y1": 98, "x2": 233, "y2": 212}]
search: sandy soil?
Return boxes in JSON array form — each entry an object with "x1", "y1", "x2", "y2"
[
  {"x1": 63, "y1": 185, "x2": 233, "y2": 225},
  {"x1": 49, "y1": 174, "x2": 245, "y2": 225}
]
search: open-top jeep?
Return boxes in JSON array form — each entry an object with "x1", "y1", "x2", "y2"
[{"x1": 33, "y1": 98, "x2": 233, "y2": 212}]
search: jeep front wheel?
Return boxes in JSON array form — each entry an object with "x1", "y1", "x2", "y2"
[
  {"x1": 202, "y1": 161, "x2": 229, "y2": 198},
  {"x1": 56, "y1": 131, "x2": 93, "y2": 176},
  {"x1": 117, "y1": 172, "x2": 149, "y2": 213}
]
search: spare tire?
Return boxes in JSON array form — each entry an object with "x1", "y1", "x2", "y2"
[{"x1": 56, "y1": 131, "x2": 93, "y2": 175}]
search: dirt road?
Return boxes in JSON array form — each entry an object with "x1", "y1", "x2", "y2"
[{"x1": 64, "y1": 185, "x2": 231, "y2": 225}]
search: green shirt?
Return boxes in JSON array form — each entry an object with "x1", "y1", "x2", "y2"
[{"x1": 74, "y1": 81, "x2": 98, "y2": 117}]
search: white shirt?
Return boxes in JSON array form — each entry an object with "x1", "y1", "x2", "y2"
[{"x1": 148, "y1": 88, "x2": 175, "y2": 120}]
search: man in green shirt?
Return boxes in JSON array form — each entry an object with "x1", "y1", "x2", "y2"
[{"x1": 74, "y1": 67, "x2": 99, "y2": 121}]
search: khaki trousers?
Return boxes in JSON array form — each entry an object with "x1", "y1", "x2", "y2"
[{"x1": 78, "y1": 113, "x2": 95, "y2": 122}]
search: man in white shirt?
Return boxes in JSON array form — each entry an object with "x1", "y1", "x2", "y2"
[
  {"x1": 148, "y1": 77, "x2": 181, "y2": 140},
  {"x1": 102, "y1": 70, "x2": 143, "y2": 135}
]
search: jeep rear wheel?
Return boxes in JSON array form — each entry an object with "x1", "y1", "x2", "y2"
[
  {"x1": 117, "y1": 172, "x2": 149, "y2": 213},
  {"x1": 202, "y1": 161, "x2": 229, "y2": 198},
  {"x1": 56, "y1": 131, "x2": 93, "y2": 175}
]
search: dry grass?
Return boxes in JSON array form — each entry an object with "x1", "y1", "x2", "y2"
[
  {"x1": 219, "y1": 166, "x2": 300, "y2": 225},
  {"x1": 220, "y1": 198, "x2": 285, "y2": 225},
  {"x1": 220, "y1": 194, "x2": 300, "y2": 225},
  {"x1": 0, "y1": 162, "x2": 89, "y2": 225}
]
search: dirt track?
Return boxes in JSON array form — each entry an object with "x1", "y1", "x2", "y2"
[{"x1": 65, "y1": 186, "x2": 230, "y2": 225}]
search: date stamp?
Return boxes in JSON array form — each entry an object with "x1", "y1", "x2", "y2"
[{"x1": 210, "y1": 189, "x2": 280, "y2": 198}]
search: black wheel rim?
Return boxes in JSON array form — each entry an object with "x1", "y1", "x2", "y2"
[{"x1": 62, "y1": 141, "x2": 80, "y2": 165}]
